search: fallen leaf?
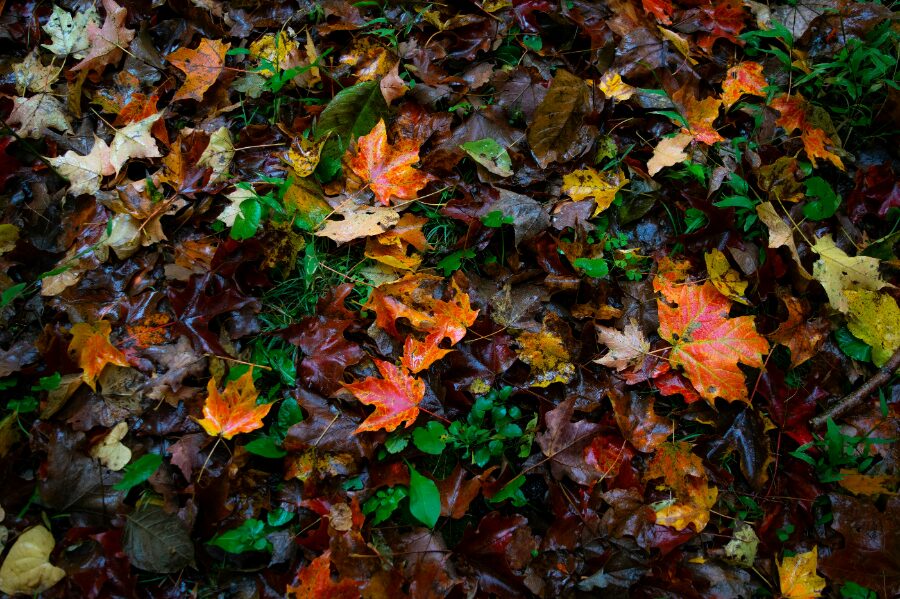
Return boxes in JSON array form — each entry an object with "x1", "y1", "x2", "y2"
[
  {"x1": 516, "y1": 313, "x2": 576, "y2": 388},
  {"x1": 757, "y1": 201, "x2": 810, "y2": 277},
  {"x1": 771, "y1": 93, "x2": 844, "y2": 170},
  {"x1": 348, "y1": 119, "x2": 431, "y2": 206},
  {"x1": 42, "y1": 4, "x2": 99, "y2": 57},
  {"x1": 527, "y1": 69, "x2": 590, "y2": 168},
  {"x1": 287, "y1": 551, "x2": 362, "y2": 599},
  {"x1": 124, "y1": 504, "x2": 195, "y2": 574},
  {"x1": 0, "y1": 526, "x2": 66, "y2": 596},
  {"x1": 536, "y1": 397, "x2": 604, "y2": 485},
  {"x1": 197, "y1": 126, "x2": 234, "y2": 183},
  {"x1": 811, "y1": 234, "x2": 890, "y2": 314},
  {"x1": 13, "y1": 49, "x2": 59, "y2": 95},
  {"x1": 597, "y1": 71, "x2": 636, "y2": 101},
  {"x1": 166, "y1": 38, "x2": 229, "y2": 102},
  {"x1": 89, "y1": 421, "x2": 132, "y2": 471},
  {"x1": 655, "y1": 263, "x2": 769, "y2": 404},
  {"x1": 837, "y1": 469, "x2": 897, "y2": 496},
  {"x1": 343, "y1": 359, "x2": 424, "y2": 433},
  {"x1": 68, "y1": 320, "x2": 130, "y2": 390},
  {"x1": 645, "y1": 442, "x2": 718, "y2": 531},
  {"x1": 769, "y1": 291, "x2": 830, "y2": 367},
  {"x1": 364, "y1": 213, "x2": 430, "y2": 271},
  {"x1": 845, "y1": 288, "x2": 900, "y2": 367},
  {"x1": 401, "y1": 331, "x2": 453, "y2": 373},
  {"x1": 674, "y1": 87, "x2": 724, "y2": 145},
  {"x1": 364, "y1": 272, "x2": 444, "y2": 338},
  {"x1": 197, "y1": 370, "x2": 272, "y2": 440},
  {"x1": 109, "y1": 113, "x2": 163, "y2": 174},
  {"x1": 705, "y1": 248, "x2": 749, "y2": 305},
  {"x1": 562, "y1": 167, "x2": 629, "y2": 216},
  {"x1": 725, "y1": 522, "x2": 759, "y2": 566},
  {"x1": 5, "y1": 95, "x2": 71, "y2": 139},
  {"x1": 70, "y1": 0, "x2": 135, "y2": 73},
  {"x1": 47, "y1": 136, "x2": 114, "y2": 197},
  {"x1": 721, "y1": 61, "x2": 767, "y2": 107},
  {"x1": 286, "y1": 136, "x2": 325, "y2": 178},
  {"x1": 778, "y1": 547, "x2": 826, "y2": 599},
  {"x1": 315, "y1": 203, "x2": 400, "y2": 244},
  {"x1": 595, "y1": 320, "x2": 650, "y2": 371},
  {"x1": 648, "y1": 132, "x2": 692, "y2": 176}
]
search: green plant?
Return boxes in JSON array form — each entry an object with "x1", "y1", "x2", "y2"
[
  {"x1": 361, "y1": 464, "x2": 440, "y2": 528},
  {"x1": 714, "y1": 172, "x2": 760, "y2": 235},
  {"x1": 411, "y1": 386, "x2": 536, "y2": 468},
  {"x1": 363, "y1": 486, "x2": 408, "y2": 525},
  {"x1": 840, "y1": 581, "x2": 878, "y2": 599},
  {"x1": 209, "y1": 508, "x2": 295, "y2": 554},
  {"x1": 244, "y1": 396, "x2": 304, "y2": 459},
  {"x1": 789, "y1": 418, "x2": 894, "y2": 483},
  {"x1": 228, "y1": 176, "x2": 294, "y2": 240},
  {"x1": 114, "y1": 453, "x2": 163, "y2": 492}
]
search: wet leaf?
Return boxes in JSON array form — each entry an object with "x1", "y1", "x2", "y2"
[
  {"x1": 778, "y1": 547, "x2": 826, "y2": 599},
  {"x1": 348, "y1": 119, "x2": 431, "y2": 206},
  {"x1": 197, "y1": 370, "x2": 272, "y2": 439},
  {"x1": 68, "y1": 320, "x2": 130, "y2": 390},
  {"x1": 167, "y1": 38, "x2": 229, "y2": 102},
  {"x1": 0, "y1": 526, "x2": 66, "y2": 596},
  {"x1": 124, "y1": 505, "x2": 194, "y2": 573},
  {"x1": 343, "y1": 359, "x2": 424, "y2": 434},
  {"x1": 527, "y1": 69, "x2": 589, "y2": 168}
]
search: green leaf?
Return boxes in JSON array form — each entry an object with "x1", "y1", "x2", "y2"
[
  {"x1": 488, "y1": 474, "x2": 526, "y2": 504},
  {"x1": 8, "y1": 396, "x2": 38, "y2": 413},
  {"x1": 835, "y1": 327, "x2": 872, "y2": 362},
  {"x1": 276, "y1": 397, "x2": 304, "y2": 434},
  {"x1": 840, "y1": 581, "x2": 877, "y2": 599},
  {"x1": 245, "y1": 435, "x2": 287, "y2": 458},
  {"x1": 412, "y1": 421, "x2": 447, "y2": 455},
  {"x1": 802, "y1": 176, "x2": 841, "y2": 221},
  {"x1": 384, "y1": 433, "x2": 409, "y2": 454},
  {"x1": 32, "y1": 372, "x2": 61, "y2": 392},
  {"x1": 0, "y1": 283, "x2": 26, "y2": 308},
  {"x1": 522, "y1": 34, "x2": 542, "y2": 52},
  {"x1": 315, "y1": 81, "x2": 390, "y2": 181},
  {"x1": 266, "y1": 508, "x2": 295, "y2": 528},
  {"x1": 481, "y1": 210, "x2": 513, "y2": 228},
  {"x1": 209, "y1": 518, "x2": 271, "y2": 554},
  {"x1": 231, "y1": 198, "x2": 262, "y2": 240},
  {"x1": 437, "y1": 248, "x2": 476, "y2": 276},
  {"x1": 408, "y1": 464, "x2": 441, "y2": 528},
  {"x1": 363, "y1": 486, "x2": 407, "y2": 525},
  {"x1": 573, "y1": 257, "x2": 609, "y2": 278},
  {"x1": 460, "y1": 138, "x2": 513, "y2": 177},
  {"x1": 114, "y1": 453, "x2": 163, "y2": 492}
]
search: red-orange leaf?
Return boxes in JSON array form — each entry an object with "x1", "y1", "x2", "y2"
[
  {"x1": 167, "y1": 38, "x2": 230, "y2": 103},
  {"x1": 722, "y1": 62, "x2": 767, "y2": 107},
  {"x1": 348, "y1": 119, "x2": 431, "y2": 206},
  {"x1": 365, "y1": 272, "x2": 444, "y2": 338},
  {"x1": 771, "y1": 93, "x2": 845, "y2": 170},
  {"x1": 674, "y1": 88, "x2": 724, "y2": 145},
  {"x1": 343, "y1": 359, "x2": 424, "y2": 434},
  {"x1": 287, "y1": 550, "x2": 362, "y2": 599},
  {"x1": 197, "y1": 370, "x2": 272, "y2": 440},
  {"x1": 655, "y1": 265, "x2": 769, "y2": 405},
  {"x1": 641, "y1": 0, "x2": 673, "y2": 23},
  {"x1": 401, "y1": 331, "x2": 453, "y2": 374},
  {"x1": 68, "y1": 321, "x2": 130, "y2": 390},
  {"x1": 432, "y1": 282, "x2": 479, "y2": 344}
]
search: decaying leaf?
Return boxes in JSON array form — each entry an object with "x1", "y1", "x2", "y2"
[
  {"x1": 316, "y1": 203, "x2": 400, "y2": 244},
  {"x1": 516, "y1": 313, "x2": 576, "y2": 388},
  {"x1": 562, "y1": 167, "x2": 629, "y2": 216},
  {"x1": 167, "y1": 38, "x2": 230, "y2": 102},
  {"x1": 704, "y1": 248, "x2": 749, "y2": 305},
  {"x1": 197, "y1": 126, "x2": 234, "y2": 183},
  {"x1": 648, "y1": 132, "x2": 692, "y2": 176},
  {"x1": 5, "y1": 95, "x2": 72, "y2": 139},
  {"x1": 811, "y1": 234, "x2": 890, "y2": 314},
  {"x1": 89, "y1": 421, "x2": 132, "y2": 470},
  {"x1": 42, "y1": 4, "x2": 99, "y2": 57},
  {"x1": 595, "y1": 320, "x2": 650, "y2": 371},
  {"x1": 844, "y1": 288, "x2": 900, "y2": 367},
  {"x1": 527, "y1": 69, "x2": 589, "y2": 168}
]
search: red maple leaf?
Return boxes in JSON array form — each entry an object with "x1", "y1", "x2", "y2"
[
  {"x1": 287, "y1": 550, "x2": 361, "y2": 599},
  {"x1": 343, "y1": 359, "x2": 424, "y2": 433},
  {"x1": 348, "y1": 119, "x2": 431, "y2": 206},
  {"x1": 197, "y1": 370, "x2": 272, "y2": 440}
]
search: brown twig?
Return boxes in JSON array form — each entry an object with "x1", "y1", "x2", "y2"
[{"x1": 810, "y1": 346, "x2": 900, "y2": 429}]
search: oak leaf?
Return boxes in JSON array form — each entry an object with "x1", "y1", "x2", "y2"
[
  {"x1": 343, "y1": 359, "x2": 424, "y2": 433},
  {"x1": 655, "y1": 264, "x2": 768, "y2": 404},
  {"x1": 287, "y1": 551, "x2": 361, "y2": 599},
  {"x1": 5, "y1": 95, "x2": 71, "y2": 139},
  {"x1": 811, "y1": 234, "x2": 890, "y2": 314},
  {"x1": 348, "y1": 119, "x2": 430, "y2": 206},
  {"x1": 68, "y1": 320, "x2": 130, "y2": 390},
  {"x1": 167, "y1": 38, "x2": 229, "y2": 102},
  {"x1": 562, "y1": 167, "x2": 629, "y2": 216},
  {"x1": 0, "y1": 526, "x2": 66, "y2": 596},
  {"x1": 722, "y1": 61, "x2": 767, "y2": 107},
  {"x1": 70, "y1": 0, "x2": 135, "y2": 73},
  {"x1": 778, "y1": 547, "x2": 826, "y2": 599},
  {"x1": 197, "y1": 370, "x2": 272, "y2": 440}
]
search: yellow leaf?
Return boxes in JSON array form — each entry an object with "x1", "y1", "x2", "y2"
[
  {"x1": 249, "y1": 32, "x2": 298, "y2": 76},
  {"x1": 811, "y1": 234, "x2": 891, "y2": 314},
  {"x1": 705, "y1": 248, "x2": 749, "y2": 305},
  {"x1": 778, "y1": 547, "x2": 826, "y2": 599},
  {"x1": 197, "y1": 126, "x2": 234, "y2": 183},
  {"x1": 0, "y1": 526, "x2": 66, "y2": 596},
  {"x1": 286, "y1": 136, "x2": 324, "y2": 178},
  {"x1": 648, "y1": 132, "x2": 692, "y2": 176},
  {"x1": 516, "y1": 313, "x2": 576, "y2": 388},
  {"x1": 756, "y1": 202, "x2": 810, "y2": 278},
  {"x1": 837, "y1": 469, "x2": 897, "y2": 495},
  {"x1": 89, "y1": 421, "x2": 132, "y2": 471},
  {"x1": 561, "y1": 167, "x2": 628, "y2": 216},
  {"x1": 597, "y1": 71, "x2": 635, "y2": 101},
  {"x1": 845, "y1": 289, "x2": 900, "y2": 367},
  {"x1": 654, "y1": 485, "x2": 717, "y2": 531}
]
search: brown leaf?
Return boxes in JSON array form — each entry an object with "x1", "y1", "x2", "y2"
[{"x1": 536, "y1": 398, "x2": 603, "y2": 485}]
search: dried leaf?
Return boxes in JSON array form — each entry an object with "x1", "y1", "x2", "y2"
[
  {"x1": 287, "y1": 551, "x2": 362, "y2": 599},
  {"x1": 0, "y1": 526, "x2": 65, "y2": 596},
  {"x1": 516, "y1": 313, "x2": 576, "y2": 388},
  {"x1": 42, "y1": 4, "x2": 99, "y2": 57},
  {"x1": 166, "y1": 38, "x2": 229, "y2": 102},
  {"x1": 704, "y1": 248, "x2": 749, "y2": 305},
  {"x1": 648, "y1": 132, "x2": 692, "y2": 176},
  {"x1": 89, "y1": 421, "x2": 132, "y2": 471},
  {"x1": 68, "y1": 321, "x2": 130, "y2": 390},
  {"x1": 70, "y1": 0, "x2": 135, "y2": 73},
  {"x1": 595, "y1": 320, "x2": 650, "y2": 371},
  {"x1": 315, "y1": 203, "x2": 400, "y2": 244}
]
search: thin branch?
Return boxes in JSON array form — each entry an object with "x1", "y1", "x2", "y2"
[{"x1": 810, "y1": 346, "x2": 900, "y2": 428}]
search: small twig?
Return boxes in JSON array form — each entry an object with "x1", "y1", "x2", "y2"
[{"x1": 811, "y1": 347, "x2": 900, "y2": 429}]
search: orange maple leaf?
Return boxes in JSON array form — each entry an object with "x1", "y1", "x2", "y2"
[
  {"x1": 287, "y1": 550, "x2": 362, "y2": 599},
  {"x1": 673, "y1": 88, "x2": 724, "y2": 145},
  {"x1": 197, "y1": 370, "x2": 272, "y2": 440},
  {"x1": 722, "y1": 61, "x2": 767, "y2": 107},
  {"x1": 655, "y1": 263, "x2": 769, "y2": 404},
  {"x1": 770, "y1": 93, "x2": 844, "y2": 170},
  {"x1": 365, "y1": 273, "x2": 444, "y2": 338},
  {"x1": 432, "y1": 281, "x2": 479, "y2": 344},
  {"x1": 167, "y1": 38, "x2": 230, "y2": 103},
  {"x1": 68, "y1": 321, "x2": 130, "y2": 390},
  {"x1": 401, "y1": 331, "x2": 453, "y2": 374},
  {"x1": 343, "y1": 359, "x2": 424, "y2": 434},
  {"x1": 348, "y1": 119, "x2": 431, "y2": 206},
  {"x1": 644, "y1": 442, "x2": 718, "y2": 531},
  {"x1": 778, "y1": 547, "x2": 826, "y2": 599}
]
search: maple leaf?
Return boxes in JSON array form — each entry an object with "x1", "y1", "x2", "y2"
[
  {"x1": 594, "y1": 320, "x2": 650, "y2": 371},
  {"x1": 42, "y1": 4, "x2": 99, "y2": 57},
  {"x1": 287, "y1": 551, "x2": 362, "y2": 599},
  {"x1": 5, "y1": 95, "x2": 71, "y2": 139},
  {"x1": 696, "y1": 0, "x2": 747, "y2": 51},
  {"x1": 674, "y1": 87, "x2": 724, "y2": 145},
  {"x1": 68, "y1": 321, "x2": 130, "y2": 390},
  {"x1": 432, "y1": 281, "x2": 479, "y2": 344},
  {"x1": 769, "y1": 291, "x2": 830, "y2": 367},
  {"x1": 704, "y1": 248, "x2": 749, "y2": 305},
  {"x1": 401, "y1": 331, "x2": 453, "y2": 374},
  {"x1": 648, "y1": 132, "x2": 692, "y2": 176},
  {"x1": 47, "y1": 136, "x2": 114, "y2": 197},
  {"x1": 343, "y1": 359, "x2": 424, "y2": 433},
  {"x1": 364, "y1": 213, "x2": 430, "y2": 271},
  {"x1": 70, "y1": 0, "x2": 135, "y2": 73},
  {"x1": 348, "y1": 119, "x2": 431, "y2": 205},
  {"x1": 364, "y1": 273, "x2": 444, "y2": 338},
  {"x1": 641, "y1": 0, "x2": 674, "y2": 24},
  {"x1": 197, "y1": 370, "x2": 272, "y2": 440},
  {"x1": 811, "y1": 234, "x2": 890, "y2": 314},
  {"x1": 771, "y1": 94, "x2": 844, "y2": 170},
  {"x1": 516, "y1": 313, "x2": 576, "y2": 388},
  {"x1": 13, "y1": 49, "x2": 60, "y2": 95},
  {"x1": 778, "y1": 547, "x2": 826, "y2": 599},
  {"x1": 757, "y1": 201, "x2": 810, "y2": 277},
  {"x1": 316, "y1": 203, "x2": 400, "y2": 244},
  {"x1": 167, "y1": 38, "x2": 230, "y2": 102},
  {"x1": 655, "y1": 264, "x2": 769, "y2": 404},
  {"x1": 722, "y1": 61, "x2": 767, "y2": 107},
  {"x1": 536, "y1": 397, "x2": 603, "y2": 485},
  {"x1": 109, "y1": 113, "x2": 163, "y2": 173},
  {"x1": 597, "y1": 71, "x2": 636, "y2": 101},
  {"x1": 644, "y1": 441, "x2": 718, "y2": 531},
  {"x1": 562, "y1": 167, "x2": 629, "y2": 216}
]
